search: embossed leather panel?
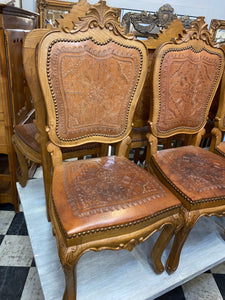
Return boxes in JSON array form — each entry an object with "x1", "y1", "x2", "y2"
[
  {"x1": 52, "y1": 156, "x2": 180, "y2": 236},
  {"x1": 48, "y1": 39, "x2": 142, "y2": 141},
  {"x1": 152, "y1": 145, "x2": 225, "y2": 207},
  {"x1": 158, "y1": 48, "x2": 221, "y2": 133}
]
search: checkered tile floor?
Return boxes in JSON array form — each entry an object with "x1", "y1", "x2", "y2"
[{"x1": 0, "y1": 201, "x2": 225, "y2": 300}]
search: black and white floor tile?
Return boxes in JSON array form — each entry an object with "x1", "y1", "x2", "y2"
[
  {"x1": 0, "y1": 183, "x2": 225, "y2": 299},
  {"x1": 0, "y1": 203, "x2": 44, "y2": 300}
]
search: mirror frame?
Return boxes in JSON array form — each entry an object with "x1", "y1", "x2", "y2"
[
  {"x1": 209, "y1": 19, "x2": 225, "y2": 44},
  {"x1": 36, "y1": 0, "x2": 76, "y2": 28}
]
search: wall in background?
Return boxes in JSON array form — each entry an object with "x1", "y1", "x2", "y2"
[{"x1": 22, "y1": 0, "x2": 225, "y2": 27}]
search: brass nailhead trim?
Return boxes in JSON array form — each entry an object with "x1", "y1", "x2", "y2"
[
  {"x1": 46, "y1": 37, "x2": 144, "y2": 142},
  {"x1": 156, "y1": 46, "x2": 223, "y2": 134},
  {"x1": 151, "y1": 155, "x2": 225, "y2": 205},
  {"x1": 52, "y1": 195, "x2": 180, "y2": 239}
]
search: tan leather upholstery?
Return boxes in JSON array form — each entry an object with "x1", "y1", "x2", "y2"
[
  {"x1": 157, "y1": 48, "x2": 222, "y2": 134},
  {"x1": 47, "y1": 39, "x2": 143, "y2": 143},
  {"x1": 147, "y1": 17, "x2": 225, "y2": 274},
  {"x1": 53, "y1": 156, "x2": 180, "y2": 237},
  {"x1": 151, "y1": 145, "x2": 225, "y2": 210}
]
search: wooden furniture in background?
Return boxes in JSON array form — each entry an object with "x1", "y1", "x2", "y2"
[
  {"x1": 121, "y1": 3, "x2": 195, "y2": 38},
  {"x1": 146, "y1": 17, "x2": 225, "y2": 274},
  {"x1": 209, "y1": 19, "x2": 225, "y2": 44},
  {"x1": 37, "y1": 0, "x2": 76, "y2": 28},
  {"x1": 37, "y1": 1, "x2": 183, "y2": 298},
  {"x1": 0, "y1": 4, "x2": 37, "y2": 210}
]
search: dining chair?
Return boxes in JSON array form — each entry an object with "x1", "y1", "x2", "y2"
[
  {"x1": 36, "y1": 1, "x2": 184, "y2": 298},
  {"x1": 145, "y1": 16, "x2": 225, "y2": 274},
  {"x1": 11, "y1": 0, "x2": 106, "y2": 221}
]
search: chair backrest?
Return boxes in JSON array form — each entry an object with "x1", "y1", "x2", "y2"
[
  {"x1": 133, "y1": 18, "x2": 185, "y2": 128},
  {"x1": 149, "y1": 17, "x2": 224, "y2": 140},
  {"x1": 23, "y1": 0, "x2": 91, "y2": 137},
  {"x1": 212, "y1": 44, "x2": 225, "y2": 132},
  {"x1": 37, "y1": 0, "x2": 148, "y2": 148}
]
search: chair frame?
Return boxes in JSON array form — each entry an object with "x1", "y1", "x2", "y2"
[
  {"x1": 36, "y1": 1, "x2": 184, "y2": 298},
  {"x1": 146, "y1": 17, "x2": 225, "y2": 273}
]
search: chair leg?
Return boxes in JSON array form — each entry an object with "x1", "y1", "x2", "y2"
[
  {"x1": 42, "y1": 163, "x2": 52, "y2": 221},
  {"x1": 12, "y1": 137, "x2": 28, "y2": 187},
  {"x1": 166, "y1": 210, "x2": 199, "y2": 274},
  {"x1": 63, "y1": 264, "x2": 77, "y2": 300},
  {"x1": 151, "y1": 224, "x2": 175, "y2": 274},
  {"x1": 166, "y1": 225, "x2": 193, "y2": 274},
  {"x1": 40, "y1": 142, "x2": 52, "y2": 222}
]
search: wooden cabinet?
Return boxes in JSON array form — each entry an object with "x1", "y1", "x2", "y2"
[{"x1": 0, "y1": 5, "x2": 37, "y2": 210}]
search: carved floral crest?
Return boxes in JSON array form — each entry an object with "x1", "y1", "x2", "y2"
[
  {"x1": 175, "y1": 17, "x2": 214, "y2": 46},
  {"x1": 63, "y1": 0, "x2": 126, "y2": 38}
]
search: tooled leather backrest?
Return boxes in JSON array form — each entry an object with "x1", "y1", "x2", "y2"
[
  {"x1": 37, "y1": 1, "x2": 147, "y2": 147},
  {"x1": 150, "y1": 17, "x2": 224, "y2": 138},
  {"x1": 213, "y1": 44, "x2": 225, "y2": 132},
  {"x1": 133, "y1": 18, "x2": 185, "y2": 128},
  {"x1": 23, "y1": 0, "x2": 91, "y2": 135}
]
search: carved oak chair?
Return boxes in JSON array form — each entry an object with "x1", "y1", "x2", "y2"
[
  {"x1": 37, "y1": 1, "x2": 183, "y2": 298},
  {"x1": 145, "y1": 17, "x2": 225, "y2": 274},
  {"x1": 11, "y1": 0, "x2": 106, "y2": 221}
]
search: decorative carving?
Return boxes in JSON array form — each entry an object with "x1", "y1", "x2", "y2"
[
  {"x1": 122, "y1": 11, "x2": 157, "y2": 36},
  {"x1": 64, "y1": 0, "x2": 124, "y2": 37},
  {"x1": 174, "y1": 17, "x2": 214, "y2": 46},
  {"x1": 156, "y1": 4, "x2": 174, "y2": 27},
  {"x1": 122, "y1": 3, "x2": 195, "y2": 38},
  {"x1": 58, "y1": 236, "x2": 80, "y2": 267},
  {"x1": 55, "y1": 0, "x2": 91, "y2": 30},
  {"x1": 145, "y1": 18, "x2": 185, "y2": 49},
  {"x1": 209, "y1": 19, "x2": 225, "y2": 44},
  {"x1": 63, "y1": 156, "x2": 166, "y2": 217},
  {"x1": 36, "y1": 0, "x2": 47, "y2": 11}
]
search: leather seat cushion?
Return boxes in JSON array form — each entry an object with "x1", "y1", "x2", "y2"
[
  {"x1": 52, "y1": 156, "x2": 181, "y2": 238},
  {"x1": 14, "y1": 123, "x2": 40, "y2": 153},
  {"x1": 215, "y1": 141, "x2": 225, "y2": 157},
  {"x1": 151, "y1": 145, "x2": 225, "y2": 210},
  {"x1": 14, "y1": 123, "x2": 100, "y2": 155}
]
